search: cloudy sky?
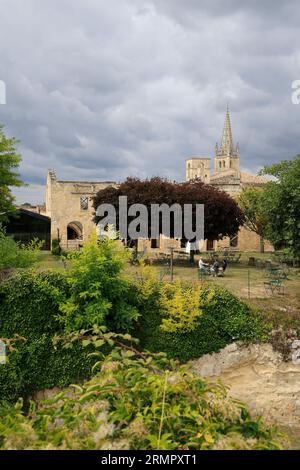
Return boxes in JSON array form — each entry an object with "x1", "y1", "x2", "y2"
[{"x1": 1, "y1": 0, "x2": 300, "y2": 204}]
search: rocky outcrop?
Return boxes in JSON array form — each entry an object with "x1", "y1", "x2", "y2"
[{"x1": 192, "y1": 342, "x2": 300, "y2": 447}]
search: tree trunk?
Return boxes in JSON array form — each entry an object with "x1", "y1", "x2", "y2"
[{"x1": 259, "y1": 236, "x2": 265, "y2": 253}]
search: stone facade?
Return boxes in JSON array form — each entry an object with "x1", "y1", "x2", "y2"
[
  {"x1": 186, "y1": 157, "x2": 211, "y2": 183},
  {"x1": 45, "y1": 169, "x2": 117, "y2": 250}
]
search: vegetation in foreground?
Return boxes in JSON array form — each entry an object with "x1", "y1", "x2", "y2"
[
  {"x1": 0, "y1": 235, "x2": 268, "y2": 403},
  {"x1": 0, "y1": 329, "x2": 285, "y2": 450}
]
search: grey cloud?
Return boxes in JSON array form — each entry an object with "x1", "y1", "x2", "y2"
[{"x1": 0, "y1": 0, "x2": 299, "y2": 204}]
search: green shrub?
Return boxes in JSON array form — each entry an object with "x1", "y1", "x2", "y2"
[
  {"x1": 159, "y1": 281, "x2": 214, "y2": 333},
  {"x1": 58, "y1": 233, "x2": 140, "y2": 332},
  {"x1": 0, "y1": 226, "x2": 42, "y2": 270},
  {"x1": 0, "y1": 333, "x2": 283, "y2": 450},
  {"x1": 0, "y1": 271, "x2": 94, "y2": 403},
  {"x1": 51, "y1": 238, "x2": 61, "y2": 256},
  {"x1": 134, "y1": 282, "x2": 268, "y2": 362}
]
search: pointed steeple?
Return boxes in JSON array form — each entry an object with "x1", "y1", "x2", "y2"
[
  {"x1": 221, "y1": 106, "x2": 234, "y2": 156},
  {"x1": 214, "y1": 106, "x2": 240, "y2": 175}
]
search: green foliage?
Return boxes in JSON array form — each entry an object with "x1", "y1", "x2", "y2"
[
  {"x1": 134, "y1": 281, "x2": 268, "y2": 362},
  {"x1": 260, "y1": 155, "x2": 300, "y2": 260},
  {"x1": 0, "y1": 330, "x2": 283, "y2": 450},
  {"x1": 58, "y1": 233, "x2": 140, "y2": 332},
  {"x1": 0, "y1": 124, "x2": 24, "y2": 222},
  {"x1": 160, "y1": 281, "x2": 212, "y2": 333},
  {"x1": 0, "y1": 226, "x2": 42, "y2": 270},
  {"x1": 51, "y1": 238, "x2": 61, "y2": 256},
  {"x1": 238, "y1": 187, "x2": 268, "y2": 252},
  {"x1": 0, "y1": 271, "x2": 94, "y2": 403}
]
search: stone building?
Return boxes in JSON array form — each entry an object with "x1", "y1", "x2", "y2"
[
  {"x1": 186, "y1": 107, "x2": 272, "y2": 251},
  {"x1": 45, "y1": 169, "x2": 117, "y2": 250},
  {"x1": 45, "y1": 168, "x2": 182, "y2": 252}
]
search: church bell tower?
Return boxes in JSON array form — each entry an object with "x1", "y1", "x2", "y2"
[{"x1": 214, "y1": 107, "x2": 240, "y2": 176}]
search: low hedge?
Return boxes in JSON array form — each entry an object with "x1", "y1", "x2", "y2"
[
  {"x1": 134, "y1": 284, "x2": 268, "y2": 362},
  {"x1": 0, "y1": 271, "x2": 94, "y2": 403}
]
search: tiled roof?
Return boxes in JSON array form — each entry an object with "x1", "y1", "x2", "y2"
[{"x1": 240, "y1": 172, "x2": 268, "y2": 185}]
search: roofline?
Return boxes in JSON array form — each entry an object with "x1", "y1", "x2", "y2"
[
  {"x1": 56, "y1": 180, "x2": 117, "y2": 184},
  {"x1": 17, "y1": 208, "x2": 51, "y2": 222},
  {"x1": 185, "y1": 157, "x2": 211, "y2": 161}
]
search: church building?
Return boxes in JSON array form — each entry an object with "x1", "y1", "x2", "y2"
[{"x1": 186, "y1": 108, "x2": 272, "y2": 251}]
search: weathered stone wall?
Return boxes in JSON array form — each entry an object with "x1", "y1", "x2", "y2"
[
  {"x1": 186, "y1": 158, "x2": 211, "y2": 183},
  {"x1": 46, "y1": 170, "x2": 116, "y2": 250},
  {"x1": 215, "y1": 226, "x2": 274, "y2": 252},
  {"x1": 137, "y1": 235, "x2": 181, "y2": 253}
]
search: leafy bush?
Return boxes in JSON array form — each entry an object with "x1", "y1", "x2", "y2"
[
  {"x1": 159, "y1": 281, "x2": 202, "y2": 332},
  {"x1": 159, "y1": 281, "x2": 214, "y2": 333},
  {"x1": 0, "y1": 271, "x2": 94, "y2": 403},
  {"x1": 0, "y1": 226, "x2": 42, "y2": 270},
  {"x1": 134, "y1": 280, "x2": 268, "y2": 362},
  {"x1": 0, "y1": 330, "x2": 283, "y2": 450},
  {"x1": 51, "y1": 238, "x2": 61, "y2": 256},
  {"x1": 58, "y1": 233, "x2": 140, "y2": 332}
]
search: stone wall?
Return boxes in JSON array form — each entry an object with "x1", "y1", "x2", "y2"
[{"x1": 46, "y1": 170, "x2": 117, "y2": 250}]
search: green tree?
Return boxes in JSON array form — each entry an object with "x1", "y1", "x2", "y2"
[
  {"x1": 260, "y1": 155, "x2": 300, "y2": 260},
  {"x1": 238, "y1": 187, "x2": 268, "y2": 253},
  {"x1": 0, "y1": 124, "x2": 23, "y2": 222}
]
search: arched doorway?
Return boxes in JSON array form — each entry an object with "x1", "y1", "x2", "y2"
[{"x1": 67, "y1": 221, "x2": 83, "y2": 241}]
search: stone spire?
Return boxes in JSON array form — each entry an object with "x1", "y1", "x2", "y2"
[
  {"x1": 214, "y1": 106, "x2": 240, "y2": 175},
  {"x1": 221, "y1": 106, "x2": 234, "y2": 156}
]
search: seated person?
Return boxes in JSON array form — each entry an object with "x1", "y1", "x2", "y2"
[
  {"x1": 199, "y1": 257, "x2": 209, "y2": 271},
  {"x1": 210, "y1": 259, "x2": 220, "y2": 277},
  {"x1": 217, "y1": 266, "x2": 224, "y2": 277},
  {"x1": 222, "y1": 259, "x2": 228, "y2": 272}
]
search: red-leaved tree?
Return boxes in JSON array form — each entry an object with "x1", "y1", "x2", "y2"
[{"x1": 93, "y1": 177, "x2": 244, "y2": 260}]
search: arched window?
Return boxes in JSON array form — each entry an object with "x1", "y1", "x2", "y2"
[
  {"x1": 219, "y1": 161, "x2": 222, "y2": 169},
  {"x1": 223, "y1": 160, "x2": 226, "y2": 167}
]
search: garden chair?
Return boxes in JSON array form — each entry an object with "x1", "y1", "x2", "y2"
[
  {"x1": 264, "y1": 278, "x2": 285, "y2": 295},
  {"x1": 265, "y1": 266, "x2": 280, "y2": 278}
]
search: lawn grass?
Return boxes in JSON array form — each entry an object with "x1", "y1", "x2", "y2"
[{"x1": 35, "y1": 251, "x2": 66, "y2": 272}]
